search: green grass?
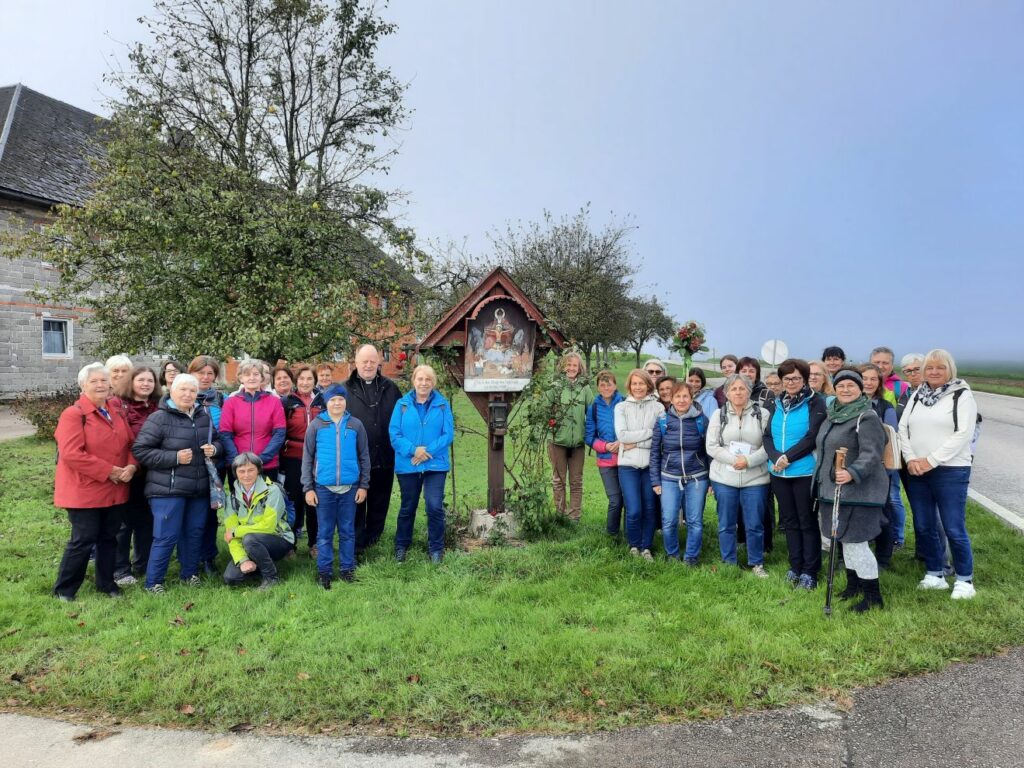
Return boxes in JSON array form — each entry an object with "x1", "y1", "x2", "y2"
[
  {"x1": 960, "y1": 366, "x2": 1024, "y2": 398},
  {"x1": 2, "y1": 389, "x2": 1024, "y2": 736}
]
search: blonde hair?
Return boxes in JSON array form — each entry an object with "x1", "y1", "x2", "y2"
[
  {"x1": 561, "y1": 350, "x2": 586, "y2": 378},
  {"x1": 411, "y1": 364, "x2": 437, "y2": 388},
  {"x1": 237, "y1": 359, "x2": 265, "y2": 379},
  {"x1": 924, "y1": 348, "x2": 958, "y2": 381},
  {"x1": 625, "y1": 368, "x2": 655, "y2": 396},
  {"x1": 808, "y1": 360, "x2": 835, "y2": 396}
]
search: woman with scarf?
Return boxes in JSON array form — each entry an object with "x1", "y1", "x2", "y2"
[
  {"x1": 899, "y1": 349, "x2": 978, "y2": 600},
  {"x1": 813, "y1": 369, "x2": 889, "y2": 611},
  {"x1": 545, "y1": 351, "x2": 594, "y2": 523},
  {"x1": 764, "y1": 359, "x2": 828, "y2": 589}
]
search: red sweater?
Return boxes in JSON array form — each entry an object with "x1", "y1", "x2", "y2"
[{"x1": 54, "y1": 395, "x2": 138, "y2": 509}]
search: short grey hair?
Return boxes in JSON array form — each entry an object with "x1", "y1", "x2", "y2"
[
  {"x1": 900, "y1": 352, "x2": 925, "y2": 368},
  {"x1": 724, "y1": 373, "x2": 753, "y2": 394},
  {"x1": 924, "y1": 348, "x2": 958, "y2": 381},
  {"x1": 170, "y1": 373, "x2": 199, "y2": 392},
  {"x1": 232, "y1": 452, "x2": 263, "y2": 471},
  {"x1": 78, "y1": 362, "x2": 110, "y2": 388},
  {"x1": 643, "y1": 357, "x2": 666, "y2": 373},
  {"x1": 870, "y1": 346, "x2": 895, "y2": 361},
  {"x1": 237, "y1": 359, "x2": 265, "y2": 379},
  {"x1": 105, "y1": 354, "x2": 133, "y2": 371}
]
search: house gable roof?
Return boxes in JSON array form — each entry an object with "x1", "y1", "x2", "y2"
[{"x1": 0, "y1": 84, "x2": 106, "y2": 207}]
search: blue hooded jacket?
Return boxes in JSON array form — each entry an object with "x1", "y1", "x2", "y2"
[
  {"x1": 389, "y1": 389, "x2": 455, "y2": 474},
  {"x1": 649, "y1": 403, "x2": 709, "y2": 486},
  {"x1": 585, "y1": 390, "x2": 624, "y2": 462}
]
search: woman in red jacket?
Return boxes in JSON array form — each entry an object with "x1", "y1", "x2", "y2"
[
  {"x1": 53, "y1": 363, "x2": 139, "y2": 601},
  {"x1": 110, "y1": 366, "x2": 161, "y2": 585},
  {"x1": 281, "y1": 365, "x2": 323, "y2": 553}
]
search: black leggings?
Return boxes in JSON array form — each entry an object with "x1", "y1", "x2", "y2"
[{"x1": 772, "y1": 475, "x2": 820, "y2": 578}]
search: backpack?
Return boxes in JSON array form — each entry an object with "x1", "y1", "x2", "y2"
[
  {"x1": 854, "y1": 411, "x2": 901, "y2": 470},
  {"x1": 717, "y1": 401, "x2": 763, "y2": 447},
  {"x1": 908, "y1": 388, "x2": 982, "y2": 454}
]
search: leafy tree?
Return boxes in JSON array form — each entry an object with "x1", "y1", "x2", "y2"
[
  {"x1": 490, "y1": 207, "x2": 636, "y2": 370},
  {"x1": 3, "y1": 0, "x2": 413, "y2": 362},
  {"x1": 622, "y1": 295, "x2": 676, "y2": 368}
]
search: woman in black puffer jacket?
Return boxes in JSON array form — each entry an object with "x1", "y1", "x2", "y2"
[{"x1": 133, "y1": 374, "x2": 222, "y2": 593}]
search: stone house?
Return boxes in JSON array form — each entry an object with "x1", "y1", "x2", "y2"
[{"x1": 0, "y1": 84, "x2": 417, "y2": 400}]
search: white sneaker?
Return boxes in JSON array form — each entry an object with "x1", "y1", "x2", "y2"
[
  {"x1": 641, "y1": 549, "x2": 654, "y2": 562},
  {"x1": 114, "y1": 574, "x2": 137, "y2": 587},
  {"x1": 629, "y1": 547, "x2": 640, "y2": 557},
  {"x1": 918, "y1": 574, "x2": 949, "y2": 590},
  {"x1": 951, "y1": 581, "x2": 976, "y2": 600},
  {"x1": 751, "y1": 565, "x2": 769, "y2": 579}
]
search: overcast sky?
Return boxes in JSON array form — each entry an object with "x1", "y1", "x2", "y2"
[{"x1": 4, "y1": 1, "x2": 1022, "y2": 364}]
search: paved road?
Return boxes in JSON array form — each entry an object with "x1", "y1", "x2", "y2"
[
  {"x1": 3, "y1": 647, "x2": 1023, "y2": 767},
  {"x1": 969, "y1": 392, "x2": 1024, "y2": 525},
  {"x1": 0, "y1": 407, "x2": 36, "y2": 441}
]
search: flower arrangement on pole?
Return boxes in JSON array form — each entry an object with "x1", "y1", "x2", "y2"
[{"x1": 669, "y1": 320, "x2": 708, "y2": 374}]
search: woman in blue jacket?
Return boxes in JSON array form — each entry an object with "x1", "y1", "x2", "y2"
[
  {"x1": 651, "y1": 381, "x2": 710, "y2": 564},
  {"x1": 389, "y1": 365, "x2": 455, "y2": 564},
  {"x1": 763, "y1": 358, "x2": 828, "y2": 589},
  {"x1": 585, "y1": 370, "x2": 625, "y2": 536}
]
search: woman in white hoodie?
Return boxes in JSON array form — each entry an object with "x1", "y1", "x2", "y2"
[
  {"x1": 614, "y1": 369, "x2": 663, "y2": 560},
  {"x1": 706, "y1": 374, "x2": 771, "y2": 578},
  {"x1": 899, "y1": 349, "x2": 978, "y2": 600}
]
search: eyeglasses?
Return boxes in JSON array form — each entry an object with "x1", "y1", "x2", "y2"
[
  {"x1": 645, "y1": 369, "x2": 663, "y2": 376},
  {"x1": 902, "y1": 367, "x2": 921, "y2": 374},
  {"x1": 781, "y1": 375, "x2": 803, "y2": 383}
]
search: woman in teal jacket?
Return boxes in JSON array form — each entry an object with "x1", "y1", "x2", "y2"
[{"x1": 389, "y1": 365, "x2": 455, "y2": 563}]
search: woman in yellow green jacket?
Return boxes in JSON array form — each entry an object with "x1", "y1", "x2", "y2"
[{"x1": 222, "y1": 452, "x2": 295, "y2": 589}]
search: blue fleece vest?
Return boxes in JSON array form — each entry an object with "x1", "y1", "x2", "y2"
[
  {"x1": 769, "y1": 397, "x2": 816, "y2": 477},
  {"x1": 312, "y1": 412, "x2": 362, "y2": 487}
]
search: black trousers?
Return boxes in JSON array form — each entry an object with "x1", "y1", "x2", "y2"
[
  {"x1": 54, "y1": 505, "x2": 126, "y2": 598},
  {"x1": 281, "y1": 456, "x2": 317, "y2": 547},
  {"x1": 772, "y1": 475, "x2": 821, "y2": 578},
  {"x1": 355, "y1": 466, "x2": 395, "y2": 552},
  {"x1": 114, "y1": 474, "x2": 152, "y2": 578},
  {"x1": 223, "y1": 533, "x2": 293, "y2": 584}
]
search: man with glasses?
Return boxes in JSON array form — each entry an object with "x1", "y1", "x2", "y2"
[{"x1": 870, "y1": 346, "x2": 910, "y2": 404}]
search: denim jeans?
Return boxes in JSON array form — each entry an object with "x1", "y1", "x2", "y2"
[
  {"x1": 146, "y1": 495, "x2": 209, "y2": 588},
  {"x1": 712, "y1": 482, "x2": 767, "y2": 566},
  {"x1": 315, "y1": 484, "x2": 357, "y2": 574},
  {"x1": 660, "y1": 476, "x2": 709, "y2": 560},
  {"x1": 887, "y1": 469, "x2": 907, "y2": 544},
  {"x1": 598, "y1": 465, "x2": 624, "y2": 535},
  {"x1": 904, "y1": 466, "x2": 973, "y2": 580},
  {"x1": 618, "y1": 466, "x2": 656, "y2": 551},
  {"x1": 395, "y1": 471, "x2": 447, "y2": 555}
]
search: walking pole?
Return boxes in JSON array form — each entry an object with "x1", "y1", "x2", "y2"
[{"x1": 824, "y1": 447, "x2": 849, "y2": 617}]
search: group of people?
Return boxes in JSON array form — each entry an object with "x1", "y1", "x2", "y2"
[
  {"x1": 52, "y1": 344, "x2": 454, "y2": 598},
  {"x1": 546, "y1": 345, "x2": 980, "y2": 611}
]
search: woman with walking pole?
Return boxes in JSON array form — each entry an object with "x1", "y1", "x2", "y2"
[{"x1": 813, "y1": 369, "x2": 890, "y2": 613}]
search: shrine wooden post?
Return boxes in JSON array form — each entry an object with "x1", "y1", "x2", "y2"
[{"x1": 418, "y1": 267, "x2": 565, "y2": 514}]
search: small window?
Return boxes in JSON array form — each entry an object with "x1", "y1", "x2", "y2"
[
  {"x1": 379, "y1": 296, "x2": 389, "y2": 312},
  {"x1": 382, "y1": 347, "x2": 391, "y2": 363},
  {"x1": 42, "y1": 318, "x2": 72, "y2": 358}
]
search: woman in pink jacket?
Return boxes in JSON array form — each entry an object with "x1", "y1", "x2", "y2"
[{"x1": 219, "y1": 360, "x2": 286, "y2": 473}]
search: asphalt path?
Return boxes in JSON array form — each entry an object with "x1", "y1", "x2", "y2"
[
  {"x1": 969, "y1": 392, "x2": 1024, "y2": 526},
  {"x1": 4, "y1": 647, "x2": 1024, "y2": 767}
]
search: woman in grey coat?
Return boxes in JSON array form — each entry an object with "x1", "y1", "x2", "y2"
[{"x1": 814, "y1": 369, "x2": 889, "y2": 612}]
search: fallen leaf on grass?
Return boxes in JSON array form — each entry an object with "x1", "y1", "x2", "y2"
[
  {"x1": 5, "y1": 698, "x2": 24, "y2": 707},
  {"x1": 77, "y1": 622, "x2": 85, "y2": 628},
  {"x1": 178, "y1": 648, "x2": 191, "y2": 656},
  {"x1": 169, "y1": 616, "x2": 186, "y2": 627},
  {"x1": 28, "y1": 682, "x2": 46, "y2": 694},
  {"x1": 182, "y1": 601, "x2": 195, "y2": 612},
  {"x1": 761, "y1": 661, "x2": 782, "y2": 673},
  {"x1": 579, "y1": 687, "x2": 592, "y2": 697},
  {"x1": 406, "y1": 674, "x2": 421, "y2": 684},
  {"x1": 296, "y1": 672, "x2": 310, "y2": 681},
  {"x1": 596, "y1": 699, "x2": 607, "y2": 708},
  {"x1": 73, "y1": 729, "x2": 119, "y2": 743},
  {"x1": 228, "y1": 722, "x2": 254, "y2": 733},
  {"x1": 178, "y1": 704, "x2": 195, "y2": 715},
  {"x1": 236, "y1": 647, "x2": 247, "y2": 655}
]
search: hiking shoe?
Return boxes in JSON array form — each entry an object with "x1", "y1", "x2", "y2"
[
  {"x1": 145, "y1": 584, "x2": 165, "y2": 595},
  {"x1": 893, "y1": 540, "x2": 904, "y2": 551},
  {"x1": 183, "y1": 574, "x2": 202, "y2": 587},
  {"x1": 430, "y1": 551, "x2": 444, "y2": 565},
  {"x1": 339, "y1": 570, "x2": 355, "y2": 583},
  {"x1": 317, "y1": 572, "x2": 332, "y2": 590},
  {"x1": 751, "y1": 565, "x2": 769, "y2": 579},
  {"x1": 629, "y1": 547, "x2": 640, "y2": 558},
  {"x1": 785, "y1": 569, "x2": 799, "y2": 584},
  {"x1": 641, "y1": 549, "x2": 654, "y2": 562},
  {"x1": 114, "y1": 574, "x2": 137, "y2": 587},
  {"x1": 102, "y1": 587, "x2": 124, "y2": 599},
  {"x1": 796, "y1": 574, "x2": 817, "y2": 590},
  {"x1": 951, "y1": 580, "x2": 976, "y2": 600},
  {"x1": 257, "y1": 578, "x2": 280, "y2": 591},
  {"x1": 54, "y1": 592, "x2": 75, "y2": 603},
  {"x1": 683, "y1": 559, "x2": 699, "y2": 568},
  {"x1": 395, "y1": 548, "x2": 407, "y2": 563},
  {"x1": 918, "y1": 574, "x2": 949, "y2": 590}
]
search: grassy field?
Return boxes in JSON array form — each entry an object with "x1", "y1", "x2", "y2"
[
  {"x1": 2, "y1": 374, "x2": 1023, "y2": 737},
  {"x1": 960, "y1": 367, "x2": 1024, "y2": 398}
]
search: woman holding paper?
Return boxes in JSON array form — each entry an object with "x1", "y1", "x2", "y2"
[{"x1": 705, "y1": 374, "x2": 771, "y2": 577}]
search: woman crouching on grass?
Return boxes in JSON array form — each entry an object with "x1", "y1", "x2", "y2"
[
  {"x1": 222, "y1": 453, "x2": 295, "y2": 590},
  {"x1": 814, "y1": 369, "x2": 890, "y2": 612}
]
